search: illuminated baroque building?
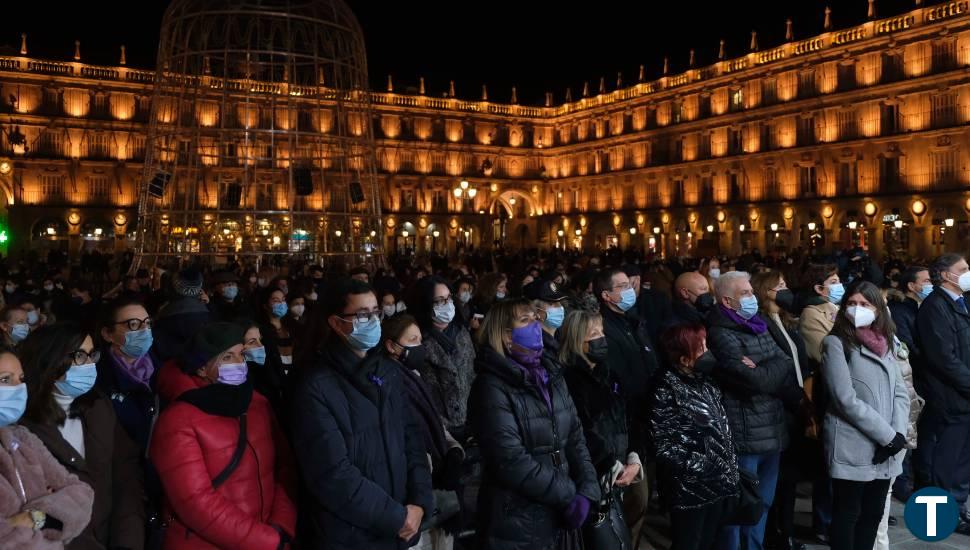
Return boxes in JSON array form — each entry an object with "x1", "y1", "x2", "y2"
[{"x1": 0, "y1": 1, "x2": 969, "y2": 262}]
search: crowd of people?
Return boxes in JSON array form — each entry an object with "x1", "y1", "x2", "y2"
[{"x1": 0, "y1": 243, "x2": 966, "y2": 550}]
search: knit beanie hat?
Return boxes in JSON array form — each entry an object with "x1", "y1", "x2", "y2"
[
  {"x1": 173, "y1": 267, "x2": 204, "y2": 298},
  {"x1": 183, "y1": 322, "x2": 246, "y2": 372}
]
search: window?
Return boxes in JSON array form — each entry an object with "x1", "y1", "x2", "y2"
[
  {"x1": 41, "y1": 174, "x2": 64, "y2": 199},
  {"x1": 837, "y1": 111, "x2": 857, "y2": 141},
  {"x1": 880, "y1": 157, "x2": 900, "y2": 190},
  {"x1": 701, "y1": 175, "x2": 714, "y2": 204},
  {"x1": 764, "y1": 167, "x2": 778, "y2": 199},
  {"x1": 40, "y1": 132, "x2": 63, "y2": 156},
  {"x1": 931, "y1": 150, "x2": 957, "y2": 184},
  {"x1": 798, "y1": 166, "x2": 818, "y2": 196},
  {"x1": 837, "y1": 64, "x2": 856, "y2": 91},
  {"x1": 89, "y1": 175, "x2": 109, "y2": 198},
  {"x1": 572, "y1": 189, "x2": 580, "y2": 210},
  {"x1": 330, "y1": 186, "x2": 346, "y2": 210},
  {"x1": 400, "y1": 189, "x2": 415, "y2": 210},
  {"x1": 837, "y1": 162, "x2": 857, "y2": 194},
  {"x1": 729, "y1": 128, "x2": 743, "y2": 155},
  {"x1": 932, "y1": 40, "x2": 956, "y2": 72},
  {"x1": 881, "y1": 104, "x2": 899, "y2": 135},
  {"x1": 762, "y1": 79, "x2": 777, "y2": 105},
  {"x1": 931, "y1": 93, "x2": 956, "y2": 128},
  {"x1": 730, "y1": 88, "x2": 744, "y2": 111},
  {"x1": 729, "y1": 173, "x2": 743, "y2": 202},
  {"x1": 88, "y1": 133, "x2": 109, "y2": 159},
  {"x1": 798, "y1": 69, "x2": 817, "y2": 98},
  {"x1": 797, "y1": 116, "x2": 816, "y2": 146},
  {"x1": 432, "y1": 190, "x2": 446, "y2": 211},
  {"x1": 555, "y1": 191, "x2": 564, "y2": 212}
]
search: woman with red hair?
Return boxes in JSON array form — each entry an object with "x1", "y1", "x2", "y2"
[{"x1": 652, "y1": 323, "x2": 739, "y2": 550}]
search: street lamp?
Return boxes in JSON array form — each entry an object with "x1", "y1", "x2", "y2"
[
  {"x1": 739, "y1": 224, "x2": 745, "y2": 232},
  {"x1": 653, "y1": 226, "x2": 661, "y2": 234},
  {"x1": 575, "y1": 229, "x2": 582, "y2": 236},
  {"x1": 945, "y1": 218, "x2": 955, "y2": 228},
  {"x1": 770, "y1": 223, "x2": 779, "y2": 232},
  {"x1": 706, "y1": 224, "x2": 715, "y2": 233},
  {"x1": 807, "y1": 221, "x2": 817, "y2": 232},
  {"x1": 402, "y1": 230, "x2": 409, "y2": 238},
  {"x1": 629, "y1": 227, "x2": 637, "y2": 235},
  {"x1": 460, "y1": 179, "x2": 469, "y2": 190},
  {"x1": 848, "y1": 220, "x2": 858, "y2": 230},
  {"x1": 335, "y1": 230, "x2": 342, "y2": 237},
  {"x1": 894, "y1": 219, "x2": 904, "y2": 229}
]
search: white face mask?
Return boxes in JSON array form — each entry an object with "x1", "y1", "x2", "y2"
[
  {"x1": 291, "y1": 305, "x2": 305, "y2": 318},
  {"x1": 846, "y1": 305, "x2": 876, "y2": 328},
  {"x1": 709, "y1": 268, "x2": 721, "y2": 279},
  {"x1": 383, "y1": 304, "x2": 397, "y2": 318},
  {"x1": 947, "y1": 271, "x2": 970, "y2": 293}
]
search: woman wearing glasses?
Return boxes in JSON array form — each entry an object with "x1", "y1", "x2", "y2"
[
  {"x1": 291, "y1": 278, "x2": 433, "y2": 549},
  {"x1": 406, "y1": 276, "x2": 476, "y2": 436},
  {"x1": 18, "y1": 322, "x2": 146, "y2": 550}
]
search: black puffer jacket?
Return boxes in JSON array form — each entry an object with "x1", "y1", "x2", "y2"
[
  {"x1": 888, "y1": 296, "x2": 919, "y2": 357},
  {"x1": 468, "y1": 347, "x2": 600, "y2": 550},
  {"x1": 705, "y1": 306, "x2": 798, "y2": 455},
  {"x1": 651, "y1": 367, "x2": 739, "y2": 509},
  {"x1": 915, "y1": 287, "x2": 970, "y2": 422}
]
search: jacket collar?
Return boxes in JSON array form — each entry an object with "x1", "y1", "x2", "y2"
[
  {"x1": 18, "y1": 417, "x2": 89, "y2": 473},
  {"x1": 320, "y1": 336, "x2": 392, "y2": 404},
  {"x1": 933, "y1": 287, "x2": 970, "y2": 318},
  {"x1": 477, "y1": 346, "x2": 561, "y2": 389}
]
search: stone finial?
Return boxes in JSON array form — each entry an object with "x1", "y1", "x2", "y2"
[
  {"x1": 74, "y1": 40, "x2": 81, "y2": 61},
  {"x1": 824, "y1": 7, "x2": 832, "y2": 30},
  {"x1": 718, "y1": 39, "x2": 726, "y2": 60},
  {"x1": 545, "y1": 92, "x2": 552, "y2": 107},
  {"x1": 387, "y1": 74, "x2": 393, "y2": 92},
  {"x1": 638, "y1": 64, "x2": 645, "y2": 81},
  {"x1": 750, "y1": 31, "x2": 758, "y2": 52},
  {"x1": 786, "y1": 18, "x2": 793, "y2": 41},
  {"x1": 510, "y1": 86, "x2": 518, "y2": 104},
  {"x1": 565, "y1": 87, "x2": 573, "y2": 102},
  {"x1": 868, "y1": 0, "x2": 876, "y2": 19},
  {"x1": 448, "y1": 80, "x2": 455, "y2": 98},
  {"x1": 598, "y1": 77, "x2": 605, "y2": 94},
  {"x1": 120, "y1": 45, "x2": 127, "y2": 65},
  {"x1": 419, "y1": 76, "x2": 425, "y2": 95},
  {"x1": 481, "y1": 85, "x2": 488, "y2": 101},
  {"x1": 662, "y1": 56, "x2": 669, "y2": 75},
  {"x1": 20, "y1": 33, "x2": 27, "y2": 56},
  {"x1": 689, "y1": 49, "x2": 696, "y2": 68},
  {"x1": 582, "y1": 81, "x2": 589, "y2": 97},
  {"x1": 616, "y1": 72, "x2": 622, "y2": 88}
]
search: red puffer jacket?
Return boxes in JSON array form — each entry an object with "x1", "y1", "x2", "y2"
[{"x1": 150, "y1": 360, "x2": 297, "y2": 550}]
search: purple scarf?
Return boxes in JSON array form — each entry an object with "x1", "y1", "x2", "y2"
[
  {"x1": 511, "y1": 358, "x2": 553, "y2": 412},
  {"x1": 719, "y1": 305, "x2": 768, "y2": 335},
  {"x1": 111, "y1": 348, "x2": 155, "y2": 389}
]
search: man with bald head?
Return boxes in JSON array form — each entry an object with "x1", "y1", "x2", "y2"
[{"x1": 666, "y1": 271, "x2": 716, "y2": 327}]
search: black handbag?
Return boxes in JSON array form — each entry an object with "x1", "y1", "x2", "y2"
[
  {"x1": 726, "y1": 468, "x2": 763, "y2": 526},
  {"x1": 581, "y1": 488, "x2": 632, "y2": 550}
]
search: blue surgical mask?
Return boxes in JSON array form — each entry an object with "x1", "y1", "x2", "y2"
[
  {"x1": 9, "y1": 323, "x2": 29, "y2": 344},
  {"x1": 55, "y1": 363, "x2": 97, "y2": 398},
  {"x1": 0, "y1": 383, "x2": 27, "y2": 427},
  {"x1": 543, "y1": 306, "x2": 565, "y2": 330},
  {"x1": 243, "y1": 346, "x2": 266, "y2": 366},
  {"x1": 617, "y1": 287, "x2": 637, "y2": 312},
  {"x1": 737, "y1": 295, "x2": 760, "y2": 320},
  {"x1": 826, "y1": 283, "x2": 845, "y2": 305},
  {"x1": 347, "y1": 316, "x2": 381, "y2": 351},
  {"x1": 221, "y1": 285, "x2": 239, "y2": 301},
  {"x1": 121, "y1": 328, "x2": 153, "y2": 358},
  {"x1": 918, "y1": 283, "x2": 933, "y2": 301},
  {"x1": 271, "y1": 302, "x2": 288, "y2": 319}
]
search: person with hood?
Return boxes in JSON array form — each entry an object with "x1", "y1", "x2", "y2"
[
  {"x1": 0, "y1": 347, "x2": 96, "y2": 547},
  {"x1": 468, "y1": 298, "x2": 599, "y2": 550},
  {"x1": 151, "y1": 322, "x2": 297, "y2": 549},
  {"x1": 208, "y1": 270, "x2": 254, "y2": 323},
  {"x1": 290, "y1": 279, "x2": 433, "y2": 549}
]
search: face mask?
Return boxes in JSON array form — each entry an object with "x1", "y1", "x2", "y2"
[
  {"x1": 55, "y1": 363, "x2": 97, "y2": 398},
  {"x1": 736, "y1": 295, "x2": 759, "y2": 320},
  {"x1": 257, "y1": 278, "x2": 268, "y2": 288},
  {"x1": 509, "y1": 321, "x2": 543, "y2": 367},
  {"x1": 280, "y1": 355, "x2": 293, "y2": 365},
  {"x1": 217, "y1": 362, "x2": 248, "y2": 385},
  {"x1": 308, "y1": 291, "x2": 319, "y2": 302},
  {"x1": 44, "y1": 284, "x2": 54, "y2": 292},
  {"x1": 826, "y1": 283, "x2": 845, "y2": 305},
  {"x1": 693, "y1": 350, "x2": 719, "y2": 373},
  {"x1": 382, "y1": 305, "x2": 397, "y2": 319},
  {"x1": 773, "y1": 289, "x2": 795, "y2": 313},
  {"x1": 846, "y1": 305, "x2": 876, "y2": 328},
  {"x1": 9, "y1": 324, "x2": 29, "y2": 344},
  {"x1": 121, "y1": 328, "x2": 153, "y2": 358},
  {"x1": 249, "y1": 277, "x2": 258, "y2": 285},
  {"x1": 347, "y1": 316, "x2": 381, "y2": 351},
  {"x1": 291, "y1": 305, "x2": 305, "y2": 318},
  {"x1": 787, "y1": 258, "x2": 794, "y2": 265},
  {"x1": 398, "y1": 343, "x2": 427, "y2": 371},
  {"x1": 586, "y1": 336, "x2": 609, "y2": 364},
  {"x1": 459, "y1": 291, "x2": 472, "y2": 304},
  {"x1": 694, "y1": 292, "x2": 715, "y2": 313},
  {"x1": 542, "y1": 306, "x2": 565, "y2": 330},
  {"x1": 243, "y1": 346, "x2": 266, "y2": 365},
  {"x1": 433, "y1": 301, "x2": 456, "y2": 325},
  {"x1": 26, "y1": 310, "x2": 39, "y2": 326},
  {"x1": 396, "y1": 301, "x2": 407, "y2": 313},
  {"x1": 221, "y1": 285, "x2": 239, "y2": 301},
  {"x1": 709, "y1": 268, "x2": 721, "y2": 279},
  {"x1": 4, "y1": 284, "x2": 15, "y2": 294},
  {"x1": 616, "y1": 287, "x2": 637, "y2": 312},
  {"x1": 917, "y1": 283, "x2": 933, "y2": 301},
  {"x1": 278, "y1": 286, "x2": 289, "y2": 296},
  {"x1": 948, "y1": 271, "x2": 970, "y2": 293},
  {"x1": 495, "y1": 292, "x2": 506, "y2": 300},
  {"x1": 0, "y1": 383, "x2": 27, "y2": 427},
  {"x1": 271, "y1": 302, "x2": 288, "y2": 318}
]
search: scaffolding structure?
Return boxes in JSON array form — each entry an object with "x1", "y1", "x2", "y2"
[{"x1": 134, "y1": 0, "x2": 383, "y2": 269}]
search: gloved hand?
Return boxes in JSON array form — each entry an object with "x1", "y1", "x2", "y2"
[
  {"x1": 562, "y1": 495, "x2": 591, "y2": 530},
  {"x1": 873, "y1": 432, "x2": 907, "y2": 464}
]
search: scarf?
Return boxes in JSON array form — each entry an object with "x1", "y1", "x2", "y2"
[
  {"x1": 429, "y1": 323, "x2": 458, "y2": 355},
  {"x1": 111, "y1": 348, "x2": 155, "y2": 390},
  {"x1": 177, "y1": 379, "x2": 253, "y2": 417},
  {"x1": 719, "y1": 304, "x2": 768, "y2": 335},
  {"x1": 513, "y1": 358, "x2": 552, "y2": 413},
  {"x1": 856, "y1": 327, "x2": 888, "y2": 358},
  {"x1": 398, "y1": 363, "x2": 449, "y2": 472}
]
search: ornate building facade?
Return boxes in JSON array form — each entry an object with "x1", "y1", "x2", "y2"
[{"x1": 0, "y1": 2, "x2": 969, "y2": 261}]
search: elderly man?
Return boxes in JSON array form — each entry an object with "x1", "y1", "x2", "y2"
[
  {"x1": 665, "y1": 271, "x2": 715, "y2": 328},
  {"x1": 704, "y1": 271, "x2": 801, "y2": 550}
]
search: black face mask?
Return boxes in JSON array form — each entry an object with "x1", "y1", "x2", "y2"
[
  {"x1": 585, "y1": 336, "x2": 609, "y2": 365},
  {"x1": 692, "y1": 350, "x2": 719, "y2": 374},
  {"x1": 398, "y1": 343, "x2": 427, "y2": 371},
  {"x1": 773, "y1": 289, "x2": 796, "y2": 314},
  {"x1": 694, "y1": 292, "x2": 715, "y2": 313}
]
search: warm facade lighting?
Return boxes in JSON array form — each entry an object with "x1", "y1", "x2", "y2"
[{"x1": 911, "y1": 200, "x2": 926, "y2": 216}]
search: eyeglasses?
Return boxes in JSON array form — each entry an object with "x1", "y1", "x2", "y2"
[
  {"x1": 612, "y1": 282, "x2": 631, "y2": 291},
  {"x1": 339, "y1": 309, "x2": 383, "y2": 323},
  {"x1": 432, "y1": 295, "x2": 453, "y2": 308},
  {"x1": 67, "y1": 349, "x2": 101, "y2": 365},
  {"x1": 113, "y1": 317, "x2": 152, "y2": 332}
]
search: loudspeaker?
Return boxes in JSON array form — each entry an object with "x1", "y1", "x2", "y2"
[
  {"x1": 223, "y1": 183, "x2": 242, "y2": 208},
  {"x1": 294, "y1": 167, "x2": 313, "y2": 196},
  {"x1": 148, "y1": 170, "x2": 171, "y2": 198},
  {"x1": 349, "y1": 180, "x2": 365, "y2": 204}
]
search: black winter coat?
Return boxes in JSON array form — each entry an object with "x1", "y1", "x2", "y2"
[
  {"x1": 705, "y1": 306, "x2": 798, "y2": 455},
  {"x1": 651, "y1": 367, "x2": 739, "y2": 509},
  {"x1": 915, "y1": 287, "x2": 970, "y2": 421},
  {"x1": 600, "y1": 305, "x2": 659, "y2": 402},
  {"x1": 290, "y1": 338, "x2": 434, "y2": 550},
  {"x1": 888, "y1": 296, "x2": 919, "y2": 356},
  {"x1": 468, "y1": 347, "x2": 600, "y2": 550}
]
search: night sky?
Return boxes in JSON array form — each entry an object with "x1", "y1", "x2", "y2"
[{"x1": 4, "y1": 0, "x2": 918, "y2": 105}]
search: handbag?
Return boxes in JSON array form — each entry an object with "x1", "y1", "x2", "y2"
[
  {"x1": 726, "y1": 468, "x2": 763, "y2": 526},
  {"x1": 419, "y1": 489, "x2": 461, "y2": 531},
  {"x1": 581, "y1": 488, "x2": 632, "y2": 550}
]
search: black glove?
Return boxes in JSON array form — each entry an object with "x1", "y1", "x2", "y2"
[{"x1": 872, "y1": 432, "x2": 906, "y2": 465}]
